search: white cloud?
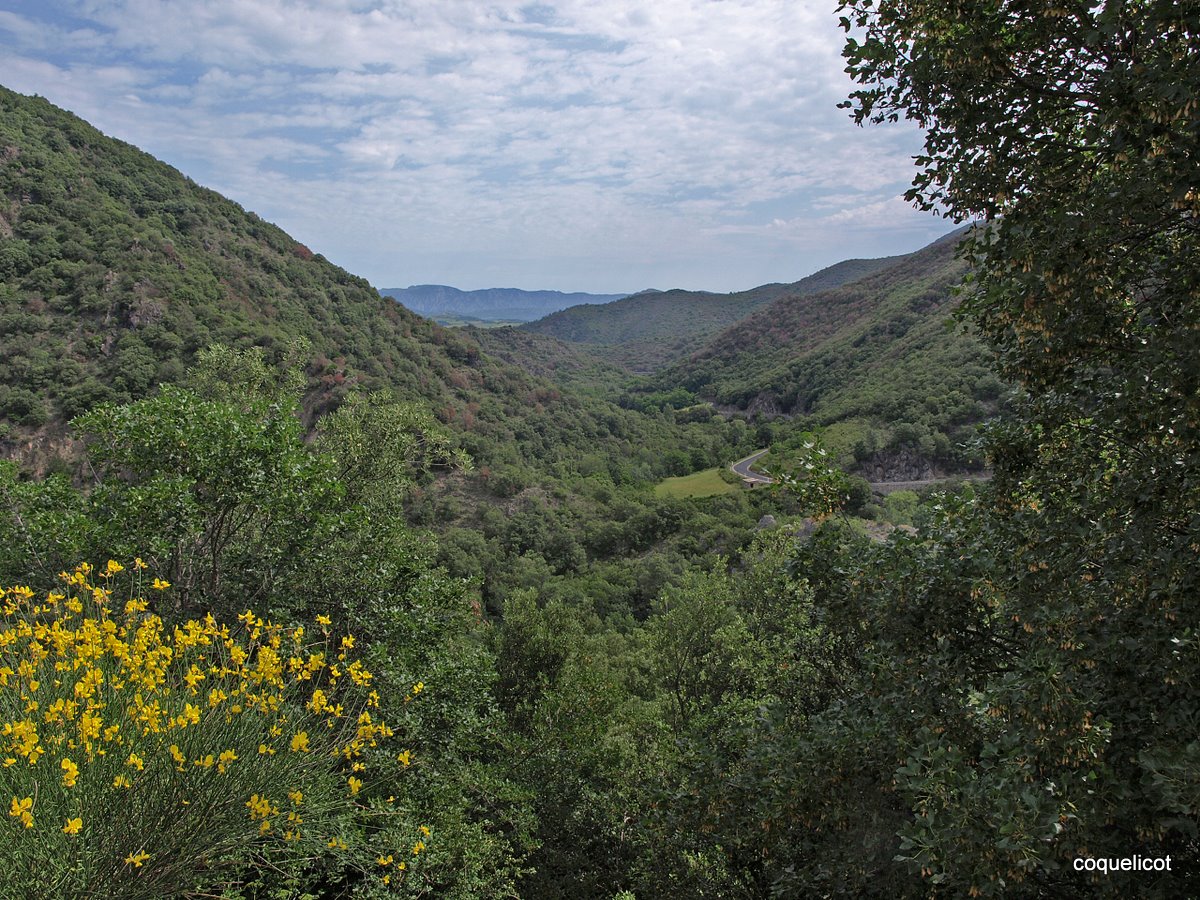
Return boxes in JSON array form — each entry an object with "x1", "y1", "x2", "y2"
[{"x1": 0, "y1": 1, "x2": 945, "y2": 291}]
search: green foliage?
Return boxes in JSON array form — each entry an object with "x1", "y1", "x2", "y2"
[
  {"x1": 463, "y1": 327, "x2": 630, "y2": 393},
  {"x1": 633, "y1": 529, "x2": 880, "y2": 897},
  {"x1": 619, "y1": 387, "x2": 697, "y2": 414},
  {"x1": 882, "y1": 489, "x2": 918, "y2": 526},
  {"x1": 821, "y1": 0, "x2": 1200, "y2": 893},
  {"x1": 649, "y1": 569, "x2": 760, "y2": 732},
  {"x1": 1, "y1": 346, "x2": 468, "y2": 625},
  {"x1": 490, "y1": 594, "x2": 659, "y2": 899},
  {"x1": 764, "y1": 437, "x2": 854, "y2": 520},
  {"x1": 523, "y1": 256, "x2": 903, "y2": 371}
]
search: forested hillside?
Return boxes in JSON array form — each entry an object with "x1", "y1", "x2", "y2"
[
  {"x1": 0, "y1": 86, "x2": 691, "y2": 480},
  {"x1": 463, "y1": 326, "x2": 631, "y2": 392},
  {"x1": 645, "y1": 227, "x2": 998, "y2": 470},
  {"x1": 521, "y1": 254, "x2": 903, "y2": 370}
]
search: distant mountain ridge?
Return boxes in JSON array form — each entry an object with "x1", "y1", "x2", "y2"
[
  {"x1": 519, "y1": 255, "x2": 907, "y2": 371},
  {"x1": 380, "y1": 284, "x2": 631, "y2": 322}
]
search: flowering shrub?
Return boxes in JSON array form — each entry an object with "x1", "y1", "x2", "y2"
[{"x1": 0, "y1": 561, "x2": 428, "y2": 897}]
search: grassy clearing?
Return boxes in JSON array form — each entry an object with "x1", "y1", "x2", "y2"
[
  {"x1": 435, "y1": 315, "x2": 526, "y2": 328},
  {"x1": 654, "y1": 467, "x2": 741, "y2": 499}
]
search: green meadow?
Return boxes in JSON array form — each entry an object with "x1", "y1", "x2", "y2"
[{"x1": 654, "y1": 467, "x2": 741, "y2": 499}]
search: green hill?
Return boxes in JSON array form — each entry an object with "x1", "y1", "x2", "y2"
[
  {"x1": 649, "y1": 228, "x2": 1001, "y2": 471},
  {"x1": 0, "y1": 86, "x2": 679, "y2": 477},
  {"x1": 0, "y1": 86, "x2": 458, "y2": 422},
  {"x1": 519, "y1": 256, "x2": 904, "y2": 371},
  {"x1": 463, "y1": 326, "x2": 631, "y2": 392}
]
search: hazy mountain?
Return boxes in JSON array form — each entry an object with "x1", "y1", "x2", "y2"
[{"x1": 380, "y1": 284, "x2": 631, "y2": 323}]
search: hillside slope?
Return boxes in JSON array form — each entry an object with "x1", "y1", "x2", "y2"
[
  {"x1": 0, "y1": 86, "x2": 672, "y2": 475},
  {"x1": 520, "y1": 255, "x2": 905, "y2": 371},
  {"x1": 650, "y1": 228, "x2": 1000, "y2": 468},
  {"x1": 463, "y1": 327, "x2": 630, "y2": 392}
]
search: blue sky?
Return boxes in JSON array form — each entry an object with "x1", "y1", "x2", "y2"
[{"x1": 0, "y1": 0, "x2": 956, "y2": 293}]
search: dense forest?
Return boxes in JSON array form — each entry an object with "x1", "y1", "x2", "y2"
[{"x1": 1, "y1": 1, "x2": 1197, "y2": 897}]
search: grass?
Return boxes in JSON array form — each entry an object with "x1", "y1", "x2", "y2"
[
  {"x1": 434, "y1": 315, "x2": 526, "y2": 328},
  {"x1": 654, "y1": 467, "x2": 741, "y2": 499}
]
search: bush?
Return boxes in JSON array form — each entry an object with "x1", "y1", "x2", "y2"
[
  {"x1": 0, "y1": 562, "x2": 426, "y2": 898},
  {"x1": 844, "y1": 475, "x2": 873, "y2": 514},
  {"x1": 0, "y1": 386, "x2": 48, "y2": 427},
  {"x1": 883, "y1": 490, "x2": 919, "y2": 526}
]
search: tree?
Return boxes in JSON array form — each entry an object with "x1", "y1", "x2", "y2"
[
  {"x1": 840, "y1": 0, "x2": 1198, "y2": 401},
  {"x1": 0, "y1": 347, "x2": 535, "y2": 897},
  {"x1": 22, "y1": 345, "x2": 463, "y2": 626},
  {"x1": 833, "y1": 1, "x2": 1200, "y2": 894}
]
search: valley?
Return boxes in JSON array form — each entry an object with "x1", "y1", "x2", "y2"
[{"x1": 1, "y1": 6, "x2": 1196, "y2": 891}]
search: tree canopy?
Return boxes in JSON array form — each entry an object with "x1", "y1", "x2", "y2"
[{"x1": 829, "y1": 1, "x2": 1200, "y2": 893}]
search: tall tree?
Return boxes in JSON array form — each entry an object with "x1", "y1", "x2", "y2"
[{"x1": 832, "y1": 1, "x2": 1200, "y2": 894}]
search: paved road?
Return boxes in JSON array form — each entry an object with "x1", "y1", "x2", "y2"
[
  {"x1": 730, "y1": 449, "x2": 773, "y2": 485},
  {"x1": 869, "y1": 474, "x2": 992, "y2": 495},
  {"x1": 730, "y1": 450, "x2": 991, "y2": 494}
]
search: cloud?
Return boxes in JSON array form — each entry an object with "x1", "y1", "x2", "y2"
[{"x1": 0, "y1": 1, "x2": 945, "y2": 291}]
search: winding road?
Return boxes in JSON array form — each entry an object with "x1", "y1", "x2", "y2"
[
  {"x1": 730, "y1": 449, "x2": 773, "y2": 485},
  {"x1": 730, "y1": 449, "x2": 990, "y2": 493}
]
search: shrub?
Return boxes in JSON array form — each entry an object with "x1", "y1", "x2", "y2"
[{"x1": 0, "y1": 561, "x2": 427, "y2": 897}]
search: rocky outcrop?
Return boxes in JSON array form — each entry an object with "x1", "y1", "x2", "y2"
[
  {"x1": 859, "y1": 446, "x2": 939, "y2": 483},
  {"x1": 1, "y1": 425, "x2": 80, "y2": 478},
  {"x1": 744, "y1": 393, "x2": 784, "y2": 418}
]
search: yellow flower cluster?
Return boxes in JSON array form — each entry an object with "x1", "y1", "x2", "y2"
[
  {"x1": 9, "y1": 796, "x2": 33, "y2": 828},
  {"x1": 1, "y1": 565, "x2": 394, "y2": 858},
  {"x1": 374, "y1": 823, "x2": 432, "y2": 885}
]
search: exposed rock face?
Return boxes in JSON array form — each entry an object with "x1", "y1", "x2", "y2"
[
  {"x1": 756, "y1": 514, "x2": 777, "y2": 530},
  {"x1": 1, "y1": 426, "x2": 80, "y2": 478},
  {"x1": 745, "y1": 393, "x2": 784, "y2": 417},
  {"x1": 860, "y1": 446, "x2": 939, "y2": 482}
]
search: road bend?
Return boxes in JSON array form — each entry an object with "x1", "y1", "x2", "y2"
[{"x1": 730, "y1": 449, "x2": 773, "y2": 485}]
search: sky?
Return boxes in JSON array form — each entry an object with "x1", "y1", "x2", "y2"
[{"x1": 0, "y1": 0, "x2": 957, "y2": 293}]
